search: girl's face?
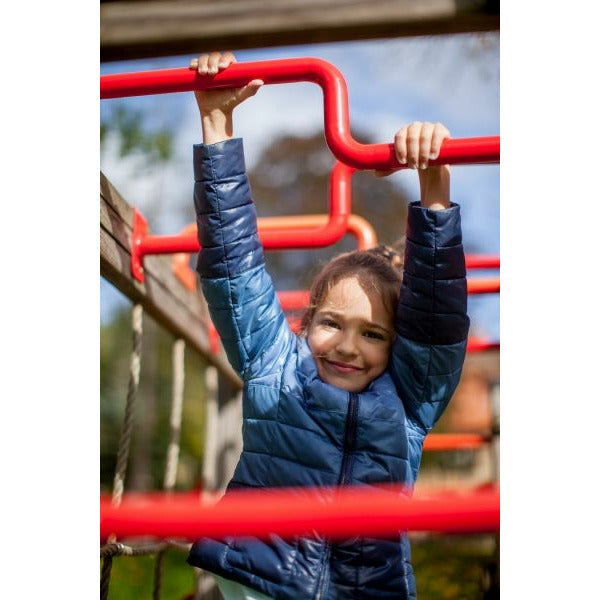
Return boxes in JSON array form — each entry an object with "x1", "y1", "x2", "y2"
[{"x1": 307, "y1": 276, "x2": 395, "y2": 393}]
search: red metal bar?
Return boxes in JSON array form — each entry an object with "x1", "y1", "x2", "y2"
[
  {"x1": 466, "y1": 338, "x2": 500, "y2": 353},
  {"x1": 101, "y1": 58, "x2": 500, "y2": 171},
  {"x1": 465, "y1": 255, "x2": 500, "y2": 270},
  {"x1": 132, "y1": 161, "x2": 353, "y2": 282},
  {"x1": 423, "y1": 433, "x2": 490, "y2": 451},
  {"x1": 172, "y1": 213, "x2": 378, "y2": 292},
  {"x1": 100, "y1": 485, "x2": 499, "y2": 539},
  {"x1": 467, "y1": 278, "x2": 500, "y2": 295}
]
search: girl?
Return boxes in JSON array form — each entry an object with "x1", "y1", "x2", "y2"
[{"x1": 187, "y1": 52, "x2": 469, "y2": 600}]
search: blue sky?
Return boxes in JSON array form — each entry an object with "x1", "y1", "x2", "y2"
[{"x1": 100, "y1": 33, "x2": 499, "y2": 338}]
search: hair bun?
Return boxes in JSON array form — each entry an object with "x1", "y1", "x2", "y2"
[{"x1": 367, "y1": 245, "x2": 403, "y2": 269}]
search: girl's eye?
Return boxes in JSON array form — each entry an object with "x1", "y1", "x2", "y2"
[
  {"x1": 322, "y1": 319, "x2": 339, "y2": 329},
  {"x1": 364, "y1": 330, "x2": 385, "y2": 340}
]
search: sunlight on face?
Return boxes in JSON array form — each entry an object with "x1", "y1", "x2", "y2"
[{"x1": 307, "y1": 276, "x2": 395, "y2": 393}]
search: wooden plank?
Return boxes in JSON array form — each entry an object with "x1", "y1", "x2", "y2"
[
  {"x1": 100, "y1": 172, "x2": 243, "y2": 390},
  {"x1": 100, "y1": 0, "x2": 499, "y2": 62}
]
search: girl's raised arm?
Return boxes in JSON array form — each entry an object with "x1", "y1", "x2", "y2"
[
  {"x1": 191, "y1": 53, "x2": 294, "y2": 380},
  {"x1": 384, "y1": 123, "x2": 469, "y2": 433}
]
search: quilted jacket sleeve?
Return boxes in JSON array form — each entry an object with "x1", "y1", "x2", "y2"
[
  {"x1": 390, "y1": 201, "x2": 470, "y2": 434},
  {"x1": 193, "y1": 138, "x2": 295, "y2": 380}
]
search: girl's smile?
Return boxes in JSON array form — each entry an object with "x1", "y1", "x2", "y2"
[{"x1": 307, "y1": 276, "x2": 395, "y2": 392}]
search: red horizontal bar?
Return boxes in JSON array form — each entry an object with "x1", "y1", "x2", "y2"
[
  {"x1": 101, "y1": 58, "x2": 500, "y2": 171},
  {"x1": 467, "y1": 278, "x2": 499, "y2": 294},
  {"x1": 100, "y1": 485, "x2": 499, "y2": 539},
  {"x1": 423, "y1": 433, "x2": 490, "y2": 451},
  {"x1": 466, "y1": 338, "x2": 500, "y2": 353},
  {"x1": 465, "y1": 255, "x2": 500, "y2": 270}
]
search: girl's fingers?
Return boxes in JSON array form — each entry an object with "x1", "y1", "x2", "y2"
[
  {"x1": 190, "y1": 51, "x2": 237, "y2": 75},
  {"x1": 393, "y1": 127, "x2": 408, "y2": 165},
  {"x1": 418, "y1": 122, "x2": 435, "y2": 169},
  {"x1": 189, "y1": 53, "x2": 210, "y2": 74},
  {"x1": 218, "y1": 51, "x2": 236, "y2": 68},
  {"x1": 406, "y1": 122, "x2": 422, "y2": 169},
  {"x1": 391, "y1": 121, "x2": 451, "y2": 169},
  {"x1": 235, "y1": 79, "x2": 264, "y2": 103},
  {"x1": 207, "y1": 52, "x2": 223, "y2": 74},
  {"x1": 429, "y1": 123, "x2": 450, "y2": 161}
]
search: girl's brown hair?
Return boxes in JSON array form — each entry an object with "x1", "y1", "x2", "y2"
[{"x1": 299, "y1": 243, "x2": 404, "y2": 335}]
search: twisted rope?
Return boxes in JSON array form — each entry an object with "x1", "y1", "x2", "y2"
[
  {"x1": 153, "y1": 338, "x2": 186, "y2": 600},
  {"x1": 112, "y1": 304, "x2": 143, "y2": 505},
  {"x1": 153, "y1": 549, "x2": 166, "y2": 600},
  {"x1": 101, "y1": 303, "x2": 143, "y2": 600},
  {"x1": 100, "y1": 555, "x2": 113, "y2": 600},
  {"x1": 163, "y1": 339, "x2": 185, "y2": 492},
  {"x1": 100, "y1": 540, "x2": 192, "y2": 559}
]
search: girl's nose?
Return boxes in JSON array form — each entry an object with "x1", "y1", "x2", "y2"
[{"x1": 335, "y1": 332, "x2": 358, "y2": 358}]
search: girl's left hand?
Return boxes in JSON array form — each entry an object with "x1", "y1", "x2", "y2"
[
  {"x1": 375, "y1": 121, "x2": 450, "y2": 175},
  {"x1": 376, "y1": 121, "x2": 451, "y2": 211}
]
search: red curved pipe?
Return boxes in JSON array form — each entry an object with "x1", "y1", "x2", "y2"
[
  {"x1": 101, "y1": 58, "x2": 500, "y2": 171},
  {"x1": 100, "y1": 485, "x2": 499, "y2": 539},
  {"x1": 173, "y1": 213, "x2": 378, "y2": 292},
  {"x1": 132, "y1": 161, "x2": 352, "y2": 282}
]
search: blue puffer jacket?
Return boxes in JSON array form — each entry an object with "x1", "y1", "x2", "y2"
[{"x1": 187, "y1": 139, "x2": 469, "y2": 600}]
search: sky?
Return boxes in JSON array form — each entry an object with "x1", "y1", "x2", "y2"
[{"x1": 100, "y1": 33, "x2": 500, "y2": 339}]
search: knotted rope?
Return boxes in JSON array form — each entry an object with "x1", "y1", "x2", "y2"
[
  {"x1": 163, "y1": 339, "x2": 185, "y2": 492},
  {"x1": 101, "y1": 303, "x2": 143, "y2": 600},
  {"x1": 154, "y1": 338, "x2": 186, "y2": 599}
]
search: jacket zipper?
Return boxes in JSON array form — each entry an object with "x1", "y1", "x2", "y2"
[{"x1": 314, "y1": 392, "x2": 360, "y2": 600}]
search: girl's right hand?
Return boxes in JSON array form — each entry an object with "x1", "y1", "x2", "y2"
[{"x1": 189, "y1": 51, "x2": 263, "y2": 117}]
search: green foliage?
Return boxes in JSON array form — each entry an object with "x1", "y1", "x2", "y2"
[
  {"x1": 102, "y1": 549, "x2": 195, "y2": 600},
  {"x1": 101, "y1": 105, "x2": 173, "y2": 165},
  {"x1": 100, "y1": 306, "x2": 208, "y2": 493},
  {"x1": 412, "y1": 535, "x2": 498, "y2": 599}
]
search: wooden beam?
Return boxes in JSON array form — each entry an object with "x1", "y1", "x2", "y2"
[
  {"x1": 100, "y1": 172, "x2": 242, "y2": 390},
  {"x1": 100, "y1": 0, "x2": 499, "y2": 63}
]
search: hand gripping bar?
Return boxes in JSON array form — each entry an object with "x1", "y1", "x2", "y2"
[{"x1": 100, "y1": 57, "x2": 500, "y2": 171}]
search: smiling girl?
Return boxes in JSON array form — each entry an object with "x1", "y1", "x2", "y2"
[{"x1": 186, "y1": 51, "x2": 469, "y2": 600}]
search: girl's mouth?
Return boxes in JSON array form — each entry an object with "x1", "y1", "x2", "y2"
[{"x1": 323, "y1": 359, "x2": 363, "y2": 374}]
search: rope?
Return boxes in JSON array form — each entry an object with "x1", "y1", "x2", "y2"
[
  {"x1": 100, "y1": 555, "x2": 113, "y2": 600},
  {"x1": 153, "y1": 549, "x2": 165, "y2": 600},
  {"x1": 100, "y1": 540, "x2": 192, "y2": 559},
  {"x1": 112, "y1": 304, "x2": 143, "y2": 505},
  {"x1": 202, "y1": 366, "x2": 218, "y2": 493},
  {"x1": 101, "y1": 303, "x2": 143, "y2": 600},
  {"x1": 163, "y1": 339, "x2": 185, "y2": 491},
  {"x1": 154, "y1": 338, "x2": 186, "y2": 600}
]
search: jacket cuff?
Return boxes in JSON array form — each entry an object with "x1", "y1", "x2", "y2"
[
  {"x1": 193, "y1": 138, "x2": 246, "y2": 182},
  {"x1": 406, "y1": 201, "x2": 462, "y2": 247}
]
